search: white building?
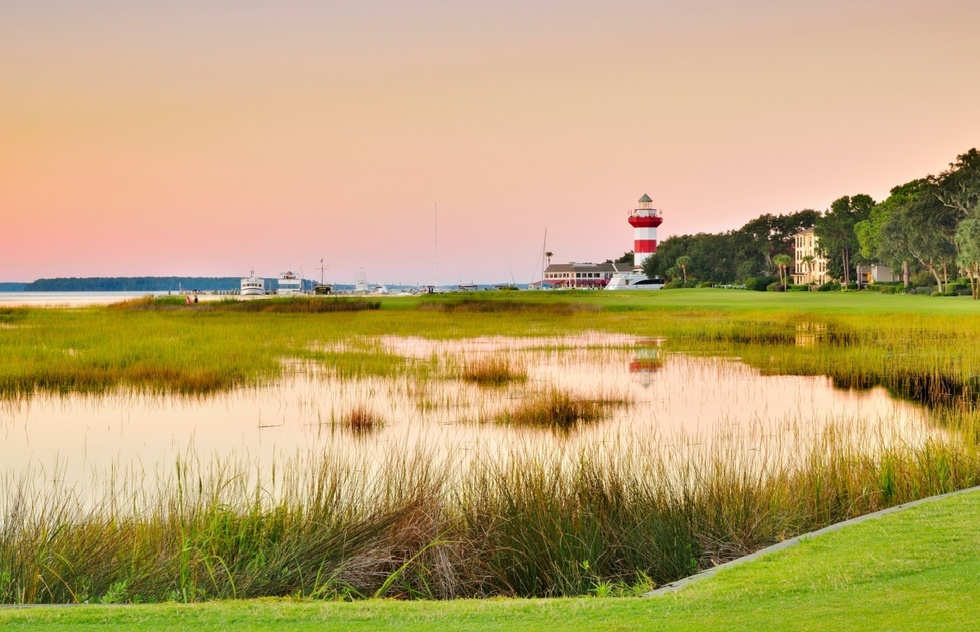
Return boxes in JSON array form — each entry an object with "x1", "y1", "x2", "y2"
[
  {"x1": 791, "y1": 228, "x2": 830, "y2": 285},
  {"x1": 541, "y1": 262, "x2": 632, "y2": 288},
  {"x1": 856, "y1": 264, "x2": 895, "y2": 285}
]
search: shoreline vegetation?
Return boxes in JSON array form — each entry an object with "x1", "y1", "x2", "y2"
[{"x1": 1, "y1": 290, "x2": 979, "y2": 604}]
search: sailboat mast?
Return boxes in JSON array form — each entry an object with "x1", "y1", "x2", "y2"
[
  {"x1": 434, "y1": 202, "x2": 439, "y2": 289},
  {"x1": 541, "y1": 228, "x2": 547, "y2": 290}
]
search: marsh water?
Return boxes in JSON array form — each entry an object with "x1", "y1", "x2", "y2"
[{"x1": 0, "y1": 333, "x2": 936, "y2": 492}]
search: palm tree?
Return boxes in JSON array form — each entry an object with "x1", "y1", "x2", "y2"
[
  {"x1": 773, "y1": 254, "x2": 793, "y2": 290},
  {"x1": 675, "y1": 256, "x2": 691, "y2": 285}
]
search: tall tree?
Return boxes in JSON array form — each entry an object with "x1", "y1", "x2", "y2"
[
  {"x1": 773, "y1": 254, "x2": 793, "y2": 290},
  {"x1": 675, "y1": 256, "x2": 691, "y2": 284},
  {"x1": 856, "y1": 181, "x2": 924, "y2": 287},
  {"x1": 933, "y1": 148, "x2": 980, "y2": 218},
  {"x1": 878, "y1": 182, "x2": 958, "y2": 292},
  {"x1": 956, "y1": 218, "x2": 980, "y2": 299},
  {"x1": 814, "y1": 195, "x2": 874, "y2": 283},
  {"x1": 738, "y1": 210, "x2": 819, "y2": 276}
]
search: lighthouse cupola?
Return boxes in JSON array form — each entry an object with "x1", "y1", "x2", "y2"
[{"x1": 627, "y1": 193, "x2": 663, "y2": 269}]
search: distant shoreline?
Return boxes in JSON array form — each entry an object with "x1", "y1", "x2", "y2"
[{"x1": 14, "y1": 277, "x2": 243, "y2": 293}]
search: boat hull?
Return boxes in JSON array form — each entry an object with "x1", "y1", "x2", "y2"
[{"x1": 605, "y1": 272, "x2": 664, "y2": 290}]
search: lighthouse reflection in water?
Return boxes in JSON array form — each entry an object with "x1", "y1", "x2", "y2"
[{"x1": 629, "y1": 338, "x2": 664, "y2": 388}]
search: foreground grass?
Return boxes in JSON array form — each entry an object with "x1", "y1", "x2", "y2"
[{"x1": 3, "y1": 488, "x2": 978, "y2": 631}]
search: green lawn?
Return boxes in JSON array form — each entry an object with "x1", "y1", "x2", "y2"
[
  {"x1": 4, "y1": 489, "x2": 978, "y2": 631},
  {"x1": 534, "y1": 287, "x2": 980, "y2": 315}
]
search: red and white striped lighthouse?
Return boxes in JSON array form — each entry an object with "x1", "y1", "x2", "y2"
[{"x1": 628, "y1": 193, "x2": 663, "y2": 269}]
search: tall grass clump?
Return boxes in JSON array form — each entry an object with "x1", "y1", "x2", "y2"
[
  {"x1": 336, "y1": 406, "x2": 385, "y2": 435},
  {"x1": 460, "y1": 357, "x2": 527, "y2": 386},
  {"x1": 495, "y1": 389, "x2": 630, "y2": 431}
]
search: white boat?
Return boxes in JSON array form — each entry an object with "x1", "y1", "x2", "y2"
[
  {"x1": 353, "y1": 268, "x2": 387, "y2": 294},
  {"x1": 240, "y1": 270, "x2": 265, "y2": 296},
  {"x1": 605, "y1": 271, "x2": 665, "y2": 290},
  {"x1": 277, "y1": 271, "x2": 304, "y2": 296}
]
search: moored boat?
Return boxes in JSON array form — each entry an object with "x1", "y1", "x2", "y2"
[
  {"x1": 240, "y1": 270, "x2": 265, "y2": 295},
  {"x1": 604, "y1": 272, "x2": 664, "y2": 290}
]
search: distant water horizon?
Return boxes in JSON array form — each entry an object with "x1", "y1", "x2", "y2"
[
  {"x1": 0, "y1": 285, "x2": 522, "y2": 307},
  {"x1": 0, "y1": 291, "x2": 178, "y2": 307}
]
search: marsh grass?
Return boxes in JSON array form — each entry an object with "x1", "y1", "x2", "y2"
[
  {"x1": 496, "y1": 389, "x2": 629, "y2": 430},
  {"x1": 337, "y1": 406, "x2": 385, "y2": 435},
  {"x1": 460, "y1": 357, "x2": 527, "y2": 386},
  {"x1": 112, "y1": 296, "x2": 381, "y2": 313},
  {"x1": 14, "y1": 293, "x2": 979, "y2": 404},
  {"x1": 417, "y1": 298, "x2": 597, "y2": 315}
]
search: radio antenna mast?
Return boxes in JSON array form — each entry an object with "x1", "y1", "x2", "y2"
[{"x1": 434, "y1": 202, "x2": 439, "y2": 289}]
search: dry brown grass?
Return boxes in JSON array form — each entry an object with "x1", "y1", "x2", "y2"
[{"x1": 340, "y1": 406, "x2": 384, "y2": 434}]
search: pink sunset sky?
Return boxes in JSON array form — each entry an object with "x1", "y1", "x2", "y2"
[{"x1": 2, "y1": 0, "x2": 979, "y2": 286}]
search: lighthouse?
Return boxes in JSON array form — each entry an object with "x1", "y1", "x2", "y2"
[{"x1": 628, "y1": 194, "x2": 663, "y2": 269}]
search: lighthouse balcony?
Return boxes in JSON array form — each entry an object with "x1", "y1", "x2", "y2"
[{"x1": 628, "y1": 212, "x2": 663, "y2": 228}]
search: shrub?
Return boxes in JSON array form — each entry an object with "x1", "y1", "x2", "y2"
[
  {"x1": 766, "y1": 282, "x2": 785, "y2": 292},
  {"x1": 744, "y1": 276, "x2": 777, "y2": 291},
  {"x1": 817, "y1": 281, "x2": 840, "y2": 292},
  {"x1": 910, "y1": 270, "x2": 934, "y2": 287},
  {"x1": 698, "y1": 281, "x2": 715, "y2": 288}
]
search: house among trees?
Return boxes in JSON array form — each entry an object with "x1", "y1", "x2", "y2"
[
  {"x1": 793, "y1": 226, "x2": 895, "y2": 287},
  {"x1": 791, "y1": 228, "x2": 829, "y2": 285},
  {"x1": 856, "y1": 264, "x2": 895, "y2": 285}
]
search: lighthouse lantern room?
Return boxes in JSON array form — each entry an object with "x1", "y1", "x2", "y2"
[{"x1": 628, "y1": 194, "x2": 663, "y2": 269}]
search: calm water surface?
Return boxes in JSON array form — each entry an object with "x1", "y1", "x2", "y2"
[{"x1": 0, "y1": 334, "x2": 935, "y2": 490}]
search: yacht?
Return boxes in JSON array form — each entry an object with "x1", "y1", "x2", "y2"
[
  {"x1": 240, "y1": 270, "x2": 265, "y2": 296},
  {"x1": 604, "y1": 271, "x2": 665, "y2": 290},
  {"x1": 277, "y1": 271, "x2": 304, "y2": 296}
]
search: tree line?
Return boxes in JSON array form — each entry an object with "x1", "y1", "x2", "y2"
[
  {"x1": 636, "y1": 148, "x2": 980, "y2": 298},
  {"x1": 25, "y1": 277, "x2": 242, "y2": 292}
]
